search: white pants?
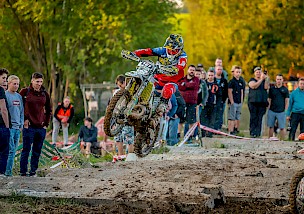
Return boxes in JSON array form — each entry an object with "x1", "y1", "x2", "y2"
[{"x1": 52, "y1": 118, "x2": 69, "y2": 145}]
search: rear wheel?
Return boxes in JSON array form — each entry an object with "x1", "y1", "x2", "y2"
[
  {"x1": 104, "y1": 89, "x2": 130, "y2": 137},
  {"x1": 289, "y1": 169, "x2": 304, "y2": 214}
]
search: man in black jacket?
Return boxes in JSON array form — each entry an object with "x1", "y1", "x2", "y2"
[
  {"x1": 78, "y1": 117, "x2": 98, "y2": 157},
  {"x1": 214, "y1": 66, "x2": 228, "y2": 130}
]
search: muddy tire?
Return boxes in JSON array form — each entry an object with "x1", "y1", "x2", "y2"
[
  {"x1": 289, "y1": 169, "x2": 304, "y2": 214},
  {"x1": 134, "y1": 124, "x2": 160, "y2": 157},
  {"x1": 104, "y1": 89, "x2": 130, "y2": 137}
]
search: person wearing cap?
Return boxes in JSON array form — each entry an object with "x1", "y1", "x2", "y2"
[{"x1": 248, "y1": 67, "x2": 269, "y2": 138}]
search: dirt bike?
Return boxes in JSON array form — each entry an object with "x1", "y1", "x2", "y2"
[
  {"x1": 289, "y1": 149, "x2": 304, "y2": 214},
  {"x1": 104, "y1": 50, "x2": 177, "y2": 157}
]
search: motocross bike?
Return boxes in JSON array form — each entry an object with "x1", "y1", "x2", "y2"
[
  {"x1": 289, "y1": 150, "x2": 304, "y2": 214},
  {"x1": 104, "y1": 50, "x2": 177, "y2": 157}
]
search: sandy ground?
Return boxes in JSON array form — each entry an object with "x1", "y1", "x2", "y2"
[{"x1": 0, "y1": 138, "x2": 303, "y2": 213}]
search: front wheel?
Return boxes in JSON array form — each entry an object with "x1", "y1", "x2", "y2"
[
  {"x1": 289, "y1": 169, "x2": 304, "y2": 214},
  {"x1": 134, "y1": 124, "x2": 160, "y2": 157},
  {"x1": 104, "y1": 89, "x2": 130, "y2": 137}
]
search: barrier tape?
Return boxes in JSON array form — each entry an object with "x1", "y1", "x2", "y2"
[
  {"x1": 199, "y1": 124, "x2": 279, "y2": 141},
  {"x1": 178, "y1": 122, "x2": 279, "y2": 147},
  {"x1": 178, "y1": 123, "x2": 197, "y2": 147}
]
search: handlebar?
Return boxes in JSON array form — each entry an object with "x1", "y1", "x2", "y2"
[
  {"x1": 121, "y1": 50, "x2": 178, "y2": 75},
  {"x1": 121, "y1": 50, "x2": 140, "y2": 62}
]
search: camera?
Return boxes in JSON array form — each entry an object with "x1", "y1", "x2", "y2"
[{"x1": 263, "y1": 70, "x2": 268, "y2": 75}]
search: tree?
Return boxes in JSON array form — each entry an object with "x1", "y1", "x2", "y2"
[
  {"x1": 0, "y1": 0, "x2": 178, "y2": 112},
  {"x1": 184, "y1": 0, "x2": 304, "y2": 81}
]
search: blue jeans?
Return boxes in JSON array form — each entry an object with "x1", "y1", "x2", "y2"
[
  {"x1": 20, "y1": 127, "x2": 46, "y2": 175},
  {"x1": 0, "y1": 125, "x2": 10, "y2": 174},
  {"x1": 5, "y1": 129, "x2": 21, "y2": 176},
  {"x1": 159, "y1": 116, "x2": 169, "y2": 141},
  {"x1": 167, "y1": 117, "x2": 180, "y2": 146}
]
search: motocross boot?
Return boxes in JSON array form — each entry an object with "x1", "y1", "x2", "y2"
[{"x1": 155, "y1": 97, "x2": 168, "y2": 116}]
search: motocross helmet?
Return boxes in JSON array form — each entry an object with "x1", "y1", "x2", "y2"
[
  {"x1": 164, "y1": 34, "x2": 184, "y2": 62},
  {"x1": 161, "y1": 83, "x2": 177, "y2": 99},
  {"x1": 298, "y1": 133, "x2": 304, "y2": 141}
]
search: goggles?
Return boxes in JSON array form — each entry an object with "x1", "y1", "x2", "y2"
[{"x1": 167, "y1": 48, "x2": 180, "y2": 56}]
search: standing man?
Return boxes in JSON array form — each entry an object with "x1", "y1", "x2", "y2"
[
  {"x1": 230, "y1": 65, "x2": 246, "y2": 134},
  {"x1": 0, "y1": 68, "x2": 10, "y2": 176},
  {"x1": 178, "y1": 65, "x2": 200, "y2": 142},
  {"x1": 210, "y1": 58, "x2": 228, "y2": 81},
  {"x1": 19, "y1": 72, "x2": 52, "y2": 177},
  {"x1": 52, "y1": 96, "x2": 74, "y2": 147},
  {"x1": 267, "y1": 74, "x2": 289, "y2": 140},
  {"x1": 201, "y1": 70, "x2": 218, "y2": 137},
  {"x1": 227, "y1": 66, "x2": 244, "y2": 135},
  {"x1": 286, "y1": 78, "x2": 304, "y2": 141},
  {"x1": 248, "y1": 67, "x2": 269, "y2": 138},
  {"x1": 5, "y1": 75, "x2": 24, "y2": 176},
  {"x1": 214, "y1": 66, "x2": 228, "y2": 130}
]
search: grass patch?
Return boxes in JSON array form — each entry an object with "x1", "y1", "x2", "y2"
[
  {"x1": 89, "y1": 153, "x2": 113, "y2": 163},
  {"x1": 151, "y1": 146, "x2": 170, "y2": 154},
  {"x1": 211, "y1": 142, "x2": 226, "y2": 149},
  {"x1": 236, "y1": 132, "x2": 245, "y2": 137},
  {"x1": 12, "y1": 149, "x2": 114, "y2": 176}
]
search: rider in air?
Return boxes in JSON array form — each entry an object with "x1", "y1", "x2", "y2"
[{"x1": 133, "y1": 34, "x2": 187, "y2": 99}]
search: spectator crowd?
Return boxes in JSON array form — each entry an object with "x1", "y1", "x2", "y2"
[
  {"x1": 156, "y1": 59, "x2": 304, "y2": 145},
  {"x1": 0, "y1": 57, "x2": 304, "y2": 176}
]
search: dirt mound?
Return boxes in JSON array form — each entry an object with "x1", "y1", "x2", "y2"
[{"x1": 0, "y1": 196, "x2": 290, "y2": 214}]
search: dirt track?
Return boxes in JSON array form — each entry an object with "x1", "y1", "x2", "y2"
[{"x1": 0, "y1": 138, "x2": 303, "y2": 213}]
